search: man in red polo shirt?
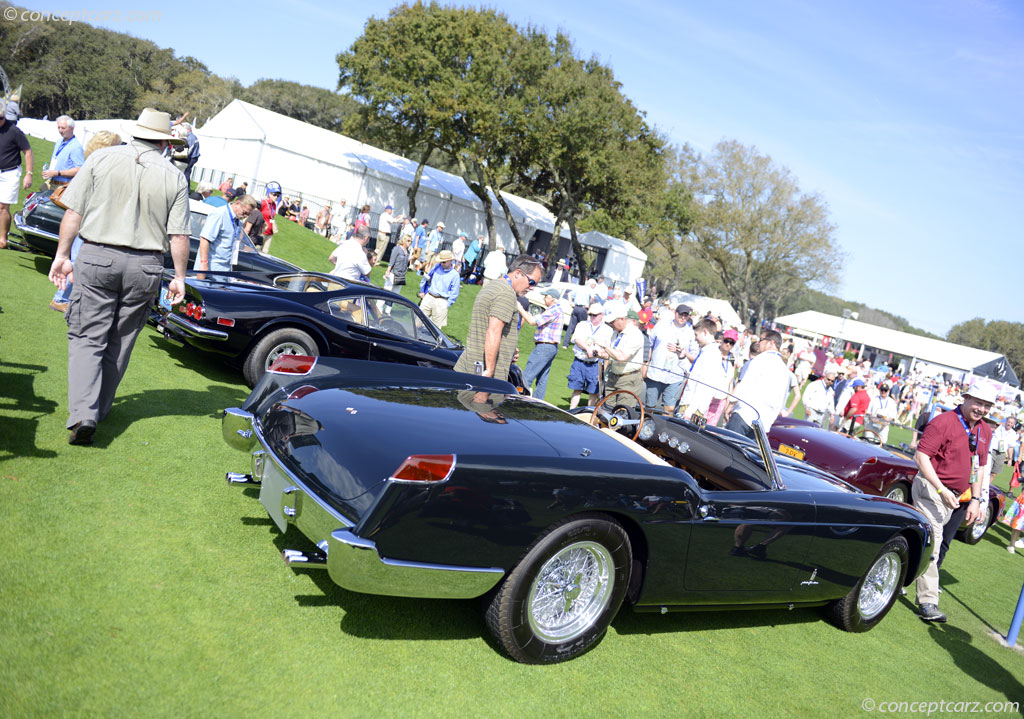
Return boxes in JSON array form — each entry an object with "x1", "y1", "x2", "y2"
[{"x1": 912, "y1": 382, "x2": 996, "y2": 623}]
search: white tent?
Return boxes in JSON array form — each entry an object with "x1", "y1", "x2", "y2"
[
  {"x1": 667, "y1": 290, "x2": 744, "y2": 329},
  {"x1": 774, "y1": 310, "x2": 1018, "y2": 385},
  {"x1": 193, "y1": 100, "x2": 646, "y2": 284}
]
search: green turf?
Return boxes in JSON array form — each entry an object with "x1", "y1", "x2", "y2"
[{"x1": 2, "y1": 138, "x2": 1024, "y2": 718}]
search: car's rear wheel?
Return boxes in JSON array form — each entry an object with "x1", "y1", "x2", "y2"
[
  {"x1": 243, "y1": 327, "x2": 319, "y2": 387},
  {"x1": 957, "y1": 501, "x2": 994, "y2": 545},
  {"x1": 884, "y1": 483, "x2": 910, "y2": 503},
  {"x1": 826, "y1": 535, "x2": 908, "y2": 632},
  {"x1": 484, "y1": 514, "x2": 631, "y2": 664}
]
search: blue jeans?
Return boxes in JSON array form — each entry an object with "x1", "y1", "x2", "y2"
[
  {"x1": 53, "y1": 235, "x2": 84, "y2": 304},
  {"x1": 522, "y1": 342, "x2": 558, "y2": 400}
]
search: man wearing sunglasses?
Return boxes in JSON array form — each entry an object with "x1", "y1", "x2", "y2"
[
  {"x1": 912, "y1": 382, "x2": 995, "y2": 623},
  {"x1": 455, "y1": 254, "x2": 543, "y2": 391}
]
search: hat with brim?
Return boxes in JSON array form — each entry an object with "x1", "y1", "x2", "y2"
[
  {"x1": 435, "y1": 250, "x2": 455, "y2": 262},
  {"x1": 122, "y1": 108, "x2": 184, "y2": 146},
  {"x1": 543, "y1": 288, "x2": 560, "y2": 298},
  {"x1": 963, "y1": 382, "x2": 998, "y2": 405}
]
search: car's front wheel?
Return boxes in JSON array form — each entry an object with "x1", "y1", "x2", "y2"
[
  {"x1": 826, "y1": 535, "x2": 908, "y2": 632},
  {"x1": 484, "y1": 514, "x2": 631, "y2": 664},
  {"x1": 243, "y1": 327, "x2": 319, "y2": 387}
]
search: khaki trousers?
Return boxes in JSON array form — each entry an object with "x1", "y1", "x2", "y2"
[
  {"x1": 420, "y1": 293, "x2": 450, "y2": 328},
  {"x1": 66, "y1": 242, "x2": 163, "y2": 428},
  {"x1": 374, "y1": 230, "x2": 390, "y2": 259},
  {"x1": 912, "y1": 473, "x2": 953, "y2": 606}
]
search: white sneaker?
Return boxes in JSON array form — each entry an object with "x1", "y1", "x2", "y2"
[{"x1": 1009, "y1": 545, "x2": 1017, "y2": 554}]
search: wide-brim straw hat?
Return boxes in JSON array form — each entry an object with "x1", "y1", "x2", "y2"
[{"x1": 122, "y1": 108, "x2": 184, "y2": 146}]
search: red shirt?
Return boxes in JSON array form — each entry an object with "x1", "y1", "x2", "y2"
[
  {"x1": 917, "y1": 409, "x2": 993, "y2": 493},
  {"x1": 844, "y1": 389, "x2": 871, "y2": 425}
]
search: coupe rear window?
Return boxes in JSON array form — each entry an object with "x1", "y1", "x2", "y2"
[{"x1": 274, "y1": 274, "x2": 347, "y2": 292}]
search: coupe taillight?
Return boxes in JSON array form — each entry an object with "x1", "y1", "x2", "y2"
[
  {"x1": 389, "y1": 455, "x2": 456, "y2": 484},
  {"x1": 267, "y1": 355, "x2": 317, "y2": 375}
]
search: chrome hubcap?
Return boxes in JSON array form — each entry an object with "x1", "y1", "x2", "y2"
[
  {"x1": 885, "y1": 487, "x2": 907, "y2": 502},
  {"x1": 266, "y1": 342, "x2": 307, "y2": 368},
  {"x1": 971, "y1": 505, "x2": 990, "y2": 541},
  {"x1": 857, "y1": 551, "x2": 901, "y2": 619},
  {"x1": 527, "y1": 541, "x2": 613, "y2": 642}
]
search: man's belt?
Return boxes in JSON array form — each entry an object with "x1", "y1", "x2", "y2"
[
  {"x1": 610, "y1": 369, "x2": 640, "y2": 377},
  {"x1": 428, "y1": 293, "x2": 445, "y2": 299},
  {"x1": 535, "y1": 341, "x2": 557, "y2": 345}
]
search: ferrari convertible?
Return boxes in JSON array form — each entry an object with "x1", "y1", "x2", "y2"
[{"x1": 220, "y1": 357, "x2": 932, "y2": 664}]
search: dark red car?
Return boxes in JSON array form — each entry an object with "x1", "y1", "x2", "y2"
[{"x1": 768, "y1": 418, "x2": 1005, "y2": 545}]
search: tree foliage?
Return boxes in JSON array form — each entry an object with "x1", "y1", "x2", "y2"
[
  {"x1": 948, "y1": 319, "x2": 1024, "y2": 380},
  {"x1": 0, "y1": 3, "x2": 352, "y2": 131},
  {"x1": 670, "y1": 139, "x2": 843, "y2": 328}
]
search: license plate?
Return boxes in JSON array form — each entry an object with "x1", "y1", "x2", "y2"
[
  {"x1": 778, "y1": 443, "x2": 805, "y2": 461},
  {"x1": 158, "y1": 283, "x2": 173, "y2": 312}
]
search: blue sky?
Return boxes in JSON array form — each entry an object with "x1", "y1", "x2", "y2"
[{"x1": 25, "y1": 0, "x2": 1022, "y2": 335}]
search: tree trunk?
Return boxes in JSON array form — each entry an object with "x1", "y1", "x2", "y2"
[
  {"x1": 406, "y1": 144, "x2": 433, "y2": 220},
  {"x1": 493, "y1": 187, "x2": 525, "y2": 254},
  {"x1": 567, "y1": 215, "x2": 588, "y2": 279},
  {"x1": 456, "y1": 156, "x2": 498, "y2": 251}
]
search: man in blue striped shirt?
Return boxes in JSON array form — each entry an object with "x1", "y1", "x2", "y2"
[{"x1": 418, "y1": 249, "x2": 460, "y2": 328}]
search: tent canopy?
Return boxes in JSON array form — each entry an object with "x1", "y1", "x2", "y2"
[{"x1": 775, "y1": 310, "x2": 1019, "y2": 386}]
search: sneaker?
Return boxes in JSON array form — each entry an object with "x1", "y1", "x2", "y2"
[
  {"x1": 918, "y1": 603, "x2": 947, "y2": 623},
  {"x1": 1009, "y1": 545, "x2": 1016, "y2": 554},
  {"x1": 49, "y1": 299, "x2": 69, "y2": 313}
]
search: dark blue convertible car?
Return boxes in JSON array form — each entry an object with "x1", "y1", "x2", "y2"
[{"x1": 221, "y1": 358, "x2": 933, "y2": 664}]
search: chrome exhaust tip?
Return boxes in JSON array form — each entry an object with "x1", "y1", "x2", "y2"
[
  {"x1": 282, "y1": 548, "x2": 328, "y2": 568},
  {"x1": 226, "y1": 472, "x2": 260, "y2": 486}
]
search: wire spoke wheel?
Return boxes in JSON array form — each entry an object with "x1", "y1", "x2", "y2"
[
  {"x1": 857, "y1": 550, "x2": 901, "y2": 620},
  {"x1": 527, "y1": 541, "x2": 614, "y2": 643}
]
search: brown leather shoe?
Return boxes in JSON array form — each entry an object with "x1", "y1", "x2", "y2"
[{"x1": 49, "y1": 300, "x2": 69, "y2": 313}]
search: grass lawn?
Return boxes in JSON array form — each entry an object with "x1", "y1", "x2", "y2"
[{"x1": 2, "y1": 137, "x2": 1024, "y2": 718}]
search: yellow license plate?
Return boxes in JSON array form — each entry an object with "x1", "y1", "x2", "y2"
[{"x1": 778, "y1": 443, "x2": 805, "y2": 461}]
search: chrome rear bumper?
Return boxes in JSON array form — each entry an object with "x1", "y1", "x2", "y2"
[{"x1": 221, "y1": 406, "x2": 505, "y2": 599}]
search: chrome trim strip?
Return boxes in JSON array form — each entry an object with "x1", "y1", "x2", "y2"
[
  {"x1": 164, "y1": 312, "x2": 229, "y2": 340},
  {"x1": 326, "y1": 528, "x2": 504, "y2": 599},
  {"x1": 12, "y1": 214, "x2": 57, "y2": 239},
  {"x1": 753, "y1": 419, "x2": 785, "y2": 491}
]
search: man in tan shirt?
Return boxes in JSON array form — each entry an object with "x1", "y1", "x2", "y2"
[{"x1": 49, "y1": 108, "x2": 190, "y2": 445}]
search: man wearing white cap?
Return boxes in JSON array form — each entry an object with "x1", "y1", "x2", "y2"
[
  {"x1": 912, "y1": 382, "x2": 995, "y2": 623},
  {"x1": 424, "y1": 221, "x2": 445, "y2": 266},
  {"x1": 48, "y1": 108, "x2": 190, "y2": 445},
  {"x1": 567, "y1": 303, "x2": 613, "y2": 409},
  {"x1": 595, "y1": 301, "x2": 645, "y2": 407},
  {"x1": 375, "y1": 204, "x2": 395, "y2": 258}
]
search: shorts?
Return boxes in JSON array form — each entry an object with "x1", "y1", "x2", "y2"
[
  {"x1": 0, "y1": 168, "x2": 21, "y2": 205},
  {"x1": 568, "y1": 358, "x2": 600, "y2": 394}
]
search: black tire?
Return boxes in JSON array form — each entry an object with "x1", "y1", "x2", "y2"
[
  {"x1": 242, "y1": 327, "x2": 318, "y2": 387},
  {"x1": 883, "y1": 483, "x2": 910, "y2": 504},
  {"x1": 826, "y1": 535, "x2": 908, "y2": 632},
  {"x1": 484, "y1": 514, "x2": 631, "y2": 664},
  {"x1": 957, "y1": 501, "x2": 994, "y2": 545}
]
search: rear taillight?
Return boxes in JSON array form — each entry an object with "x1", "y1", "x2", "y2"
[
  {"x1": 389, "y1": 455, "x2": 456, "y2": 484},
  {"x1": 267, "y1": 355, "x2": 317, "y2": 375}
]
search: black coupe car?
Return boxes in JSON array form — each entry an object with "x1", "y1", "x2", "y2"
[
  {"x1": 11, "y1": 191, "x2": 297, "y2": 274},
  {"x1": 155, "y1": 270, "x2": 524, "y2": 388},
  {"x1": 221, "y1": 357, "x2": 933, "y2": 664}
]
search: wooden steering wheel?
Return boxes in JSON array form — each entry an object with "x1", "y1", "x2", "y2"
[{"x1": 589, "y1": 389, "x2": 646, "y2": 441}]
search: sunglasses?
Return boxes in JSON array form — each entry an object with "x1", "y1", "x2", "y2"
[
  {"x1": 968, "y1": 432, "x2": 978, "y2": 453},
  {"x1": 722, "y1": 339, "x2": 735, "y2": 345}
]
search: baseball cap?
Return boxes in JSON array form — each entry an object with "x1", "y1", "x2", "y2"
[
  {"x1": 722, "y1": 329, "x2": 739, "y2": 341},
  {"x1": 675, "y1": 304, "x2": 692, "y2": 315},
  {"x1": 851, "y1": 378, "x2": 865, "y2": 387},
  {"x1": 603, "y1": 301, "x2": 627, "y2": 323},
  {"x1": 588, "y1": 303, "x2": 604, "y2": 315},
  {"x1": 543, "y1": 288, "x2": 560, "y2": 298}
]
